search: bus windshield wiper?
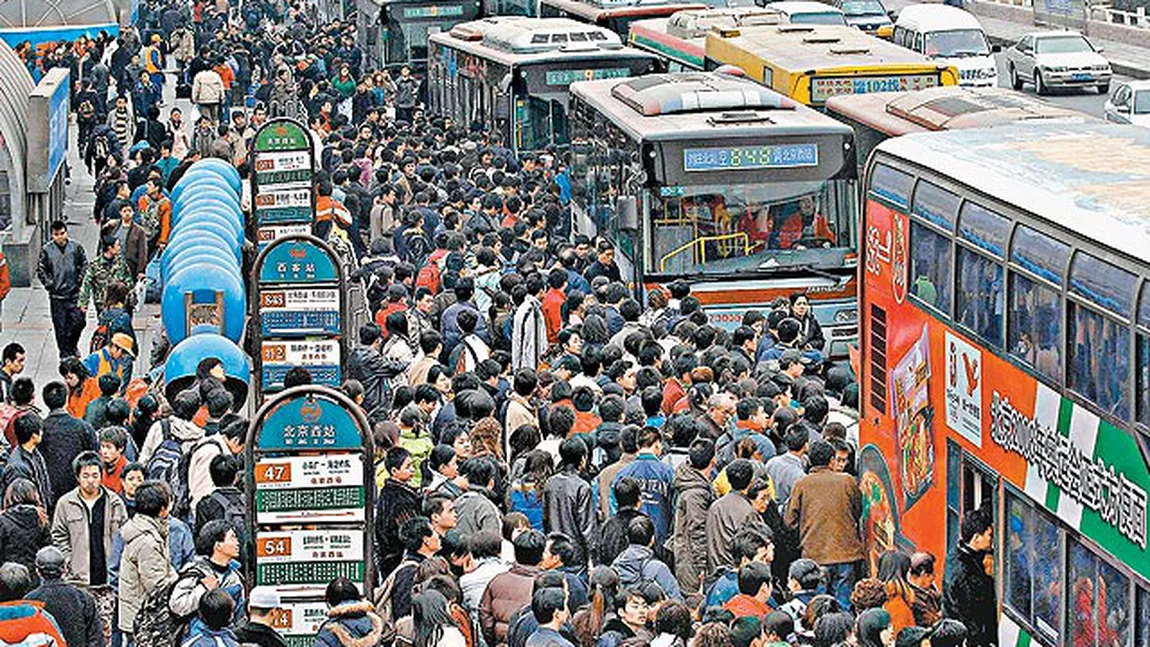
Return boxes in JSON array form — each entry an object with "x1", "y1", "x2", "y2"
[{"x1": 755, "y1": 260, "x2": 843, "y2": 281}]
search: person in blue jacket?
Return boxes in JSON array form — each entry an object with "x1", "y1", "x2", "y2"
[{"x1": 612, "y1": 427, "x2": 675, "y2": 549}]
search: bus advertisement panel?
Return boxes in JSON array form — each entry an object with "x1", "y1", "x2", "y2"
[
  {"x1": 570, "y1": 73, "x2": 859, "y2": 357},
  {"x1": 858, "y1": 124, "x2": 1150, "y2": 647}
]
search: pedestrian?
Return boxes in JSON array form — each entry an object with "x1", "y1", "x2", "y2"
[
  {"x1": 942, "y1": 508, "x2": 996, "y2": 647},
  {"x1": 314, "y1": 577, "x2": 384, "y2": 647},
  {"x1": 784, "y1": 440, "x2": 864, "y2": 610},
  {"x1": 26, "y1": 545, "x2": 103, "y2": 647},
  {"x1": 0, "y1": 562, "x2": 66, "y2": 646},
  {"x1": 671, "y1": 438, "x2": 715, "y2": 601},
  {"x1": 78, "y1": 235, "x2": 135, "y2": 318},
  {"x1": 192, "y1": 64, "x2": 225, "y2": 124},
  {"x1": 0, "y1": 478, "x2": 52, "y2": 573},
  {"x1": 39, "y1": 380, "x2": 98, "y2": 506},
  {"x1": 60, "y1": 357, "x2": 101, "y2": 421},
  {"x1": 233, "y1": 589, "x2": 289, "y2": 647},
  {"x1": 182, "y1": 589, "x2": 240, "y2": 647},
  {"x1": 511, "y1": 273, "x2": 547, "y2": 371},
  {"x1": 38, "y1": 221, "x2": 88, "y2": 358},
  {"x1": 4, "y1": 415, "x2": 53, "y2": 516},
  {"x1": 375, "y1": 447, "x2": 423, "y2": 578},
  {"x1": 82, "y1": 333, "x2": 134, "y2": 393},
  {"x1": 480, "y1": 529, "x2": 545, "y2": 646},
  {"x1": 610, "y1": 516, "x2": 681, "y2": 600},
  {"x1": 542, "y1": 438, "x2": 596, "y2": 569},
  {"x1": 170, "y1": 520, "x2": 246, "y2": 628}
]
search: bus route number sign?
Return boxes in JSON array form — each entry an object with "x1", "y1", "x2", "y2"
[{"x1": 683, "y1": 143, "x2": 819, "y2": 172}]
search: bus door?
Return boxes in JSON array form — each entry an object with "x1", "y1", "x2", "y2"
[{"x1": 946, "y1": 440, "x2": 999, "y2": 558}]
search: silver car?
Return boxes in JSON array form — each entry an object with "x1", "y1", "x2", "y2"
[
  {"x1": 1104, "y1": 80, "x2": 1150, "y2": 127},
  {"x1": 1005, "y1": 31, "x2": 1111, "y2": 95}
]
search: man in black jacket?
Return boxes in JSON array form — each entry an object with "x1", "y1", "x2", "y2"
[
  {"x1": 38, "y1": 381, "x2": 97, "y2": 508},
  {"x1": 234, "y1": 589, "x2": 288, "y2": 647},
  {"x1": 26, "y1": 546, "x2": 102, "y2": 647},
  {"x1": 4, "y1": 415, "x2": 52, "y2": 512},
  {"x1": 943, "y1": 507, "x2": 997, "y2": 647},
  {"x1": 37, "y1": 221, "x2": 88, "y2": 358},
  {"x1": 347, "y1": 323, "x2": 407, "y2": 419}
]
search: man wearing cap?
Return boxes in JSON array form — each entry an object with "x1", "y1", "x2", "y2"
[
  {"x1": 27, "y1": 546, "x2": 102, "y2": 647},
  {"x1": 235, "y1": 589, "x2": 288, "y2": 647},
  {"x1": 83, "y1": 333, "x2": 135, "y2": 395},
  {"x1": 0, "y1": 563, "x2": 67, "y2": 647}
]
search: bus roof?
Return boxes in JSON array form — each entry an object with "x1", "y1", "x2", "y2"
[
  {"x1": 876, "y1": 123, "x2": 1150, "y2": 263},
  {"x1": 542, "y1": 0, "x2": 706, "y2": 18},
  {"x1": 431, "y1": 17, "x2": 656, "y2": 64},
  {"x1": 706, "y1": 23, "x2": 947, "y2": 73},
  {"x1": 629, "y1": 8, "x2": 783, "y2": 67},
  {"x1": 571, "y1": 71, "x2": 852, "y2": 141},
  {"x1": 826, "y1": 86, "x2": 1095, "y2": 136}
]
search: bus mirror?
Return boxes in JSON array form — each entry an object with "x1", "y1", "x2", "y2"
[{"x1": 617, "y1": 196, "x2": 638, "y2": 231}]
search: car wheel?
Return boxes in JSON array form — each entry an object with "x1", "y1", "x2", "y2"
[
  {"x1": 1099, "y1": 83, "x2": 1110, "y2": 94},
  {"x1": 1036, "y1": 70, "x2": 1048, "y2": 95},
  {"x1": 1009, "y1": 64, "x2": 1022, "y2": 90}
]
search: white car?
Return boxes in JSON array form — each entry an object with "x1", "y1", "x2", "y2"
[
  {"x1": 1104, "y1": 80, "x2": 1150, "y2": 127},
  {"x1": 1005, "y1": 31, "x2": 1112, "y2": 95},
  {"x1": 893, "y1": 5, "x2": 998, "y2": 87}
]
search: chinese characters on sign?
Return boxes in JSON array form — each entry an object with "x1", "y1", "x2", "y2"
[{"x1": 991, "y1": 391, "x2": 1148, "y2": 550}]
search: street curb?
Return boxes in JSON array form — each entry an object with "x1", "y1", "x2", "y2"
[{"x1": 986, "y1": 34, "x2": 1150, "y2": 80}]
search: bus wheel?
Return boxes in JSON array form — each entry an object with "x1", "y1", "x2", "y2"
[{"x1": 1009, "y1": 64, "x2": 1022, "y2": 90}]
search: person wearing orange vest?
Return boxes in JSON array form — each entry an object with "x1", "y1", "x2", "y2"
[
  {"x1": 315, "y1": 180, "x2": 353, "y2": 247},
  {"x1": 83, "y1": 333, "x2": 134, "y2": 395},
  {"x1": 142, "y1": 35, "x2": 164, "y2": 96}
]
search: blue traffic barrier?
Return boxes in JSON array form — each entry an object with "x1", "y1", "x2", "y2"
[
  {"x1": 170, "y1": 207, "x2": 245, "y2": 243},
  {"x1": 172, "y1": 194, "x2": 244, "y2": 229},
  {"x1": 163, "y1": 230, "x2": 242, "y2": 269},
  {"x1": 170, "y1": 172, "x2": 240, "y2": 204},
  {"x1": 189, "y1": 157, "x2": 243, "y2": 195},
  {"x1": 161, "y1": 248, "x2": 242, "y2": 286},
  {"x1": 161, "y1": 262, "x2": 246, "y2": 345}
]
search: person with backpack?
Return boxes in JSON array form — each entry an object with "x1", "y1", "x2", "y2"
[
  {"x1": 185, "y1": 416, "x2": 246, "y2": 515},
  {"x1": 4, "y1": 416, "x2": 53, "y2": 519},
  {"x1": 193, "y1": 455, "x2": 245, "y2": 551},
  {"x1": 138, "y1": 391, "x2": 205, "y2": 507},
  {"x1": 170, "y1": 520, "x2": 246, "y2": 630},
  {"x1": 51, "y1": 450, "x2": 129, "y2": 639},
  {"x1": 448, "y1": 310, "x2": 490, "y2": 376},
  {"x1": 610, "y1": 516, "x2": 681, "y2": 601},
  {"x1": 83, "y1": 374, "x2": 122, "y2": 430},
  {"x1": 440, "y1": 278, "x2": 491, "y2": 363}
]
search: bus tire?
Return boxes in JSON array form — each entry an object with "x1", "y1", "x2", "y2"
[{"x1": 1009, "y1": 64, "x2": 1022, "y2": 90}]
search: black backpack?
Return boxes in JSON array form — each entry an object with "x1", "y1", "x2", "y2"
[{"x1": 132, "y1": 564, "x2": 207, "y2": 647}]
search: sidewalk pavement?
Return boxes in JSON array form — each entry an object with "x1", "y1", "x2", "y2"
[
  {"x1": 887, "y1": 0, "x2": 1150, "y2": 79},
  {"x1": 0, "y1": 78, "x2": 192, "y2": 390}
]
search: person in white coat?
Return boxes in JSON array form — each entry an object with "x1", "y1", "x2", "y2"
[{"x1": 512, "y1": 273, "x2": 548, "y2": 371}]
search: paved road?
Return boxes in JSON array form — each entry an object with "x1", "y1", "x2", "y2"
[{"x1": 992, "y1": 52, "x2": 1128, "y2": 118}]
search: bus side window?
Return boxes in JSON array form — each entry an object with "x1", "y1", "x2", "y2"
[
  {"x1": 955, "y1": 247, "x2": 1003, "y2": 346},
  {"x1": 914, "y1": 31, "x2": 923, "y2": 53},
  {"x1": 1067, "y1": 251, "x2": 1136, "y2": 420},
  {"x1": 1138, "y1": 283, "x2": 1150, "y2": 429},
  {"x1": 1003, "y1": 493, "x2": 1062, "y2": 642},
  {"x1": 1068, "y1": 537, "x2": 1132, "y2": 647},
  {"x1": 1007, "y1": 225, "x2": 1070, "y2": 384},
  {"x1": 909, "y1": 221, "x2": 951, "y2": 314}
]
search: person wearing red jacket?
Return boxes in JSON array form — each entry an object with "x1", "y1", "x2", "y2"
[{"x1": 541, "y1": 268, "x2": 568, "y2": 345}]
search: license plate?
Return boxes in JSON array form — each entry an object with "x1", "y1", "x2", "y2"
[{"x1": 1072, "y1": 73, "x2": 1092, "y2": 81}]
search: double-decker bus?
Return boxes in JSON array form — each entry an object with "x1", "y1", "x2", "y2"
[
  {"x1": 569, "y1": 72, "x2": 859, "y2": 356},
  {"x1": 629, "y1": 7, "x2": 783, "y2": 72},
  {"x1": 704, "y1": 24, "x2": 959, "y2": 108},
  {"x1": 539, "y1": 0, "x2": 708, "y2": 41},
  {"x1": 361, "y1": 0, "x2": 481, "y2": 69},
  {"x1": 427, "y1": 17, "x2": 657, "y2": 153},
  {"x1": 825, "y1": 85, "x2": 1096, "y2": 175},
  {"x1": 857, "y1": 123, "x2": 1150, "y2": 647}
]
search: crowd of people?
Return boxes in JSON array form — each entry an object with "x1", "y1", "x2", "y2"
[{"x1": 0, "y1": 1, "x2": 1002, "y2": 647}]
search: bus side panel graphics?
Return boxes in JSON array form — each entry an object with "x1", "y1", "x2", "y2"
[{"x1": 861, "y1": 196, "x2": 1150, "y2": 582}]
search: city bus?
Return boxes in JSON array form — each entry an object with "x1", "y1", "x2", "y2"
[
  {"x1": 825, "y1": 85, "x2": 1096, "y2": 175},
  {"x1": 539, "y1": 0, "x2": 708, "y2": 41},
  {"x1": 361, "y1": 0, "x2": 481, "y2": 68},
  {"x1": 629, "y1": 7, "x2": 784, "y2": 72},
  {"x1": 569, "y1": 72, "x2": 859, "y2": 357},
  {"x1": 426, "y1": 17, "x2": 658, "y2": 153},
  {"x1": 704, "y1": 24, "x2": 959, "y2": 108},
  {"x1": 857, "y1": 122, "x2": 1150, "y2": 647}
]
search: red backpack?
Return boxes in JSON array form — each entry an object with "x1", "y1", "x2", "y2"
[{"x1": 415, "y1": 250, "x2": 447, "y2": 293}]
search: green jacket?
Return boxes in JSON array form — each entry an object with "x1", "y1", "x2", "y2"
[
  {"x1": 78, "y1": 253, "x2": 135, "y2": 312},
  {"x1": 398, "y1": 427, "x2": 434, "y2": 489}
]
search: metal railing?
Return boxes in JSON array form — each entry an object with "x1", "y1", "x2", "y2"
[{"x1": 659, "y1": 232, "x2": 752, "y2": 273}]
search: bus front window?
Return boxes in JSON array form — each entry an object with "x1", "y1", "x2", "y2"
[
  {"x1": 519, "y1": 95, "x2": 570, "y2": 151},
  {"x1": 649, "y1": 180, "x2": 857, "y2": 276}
]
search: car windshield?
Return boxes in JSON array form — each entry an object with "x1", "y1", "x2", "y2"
[
  {"x1": 789, "y1": 11, "x2": 848, "y2": 24},
  {"x1": 1135, "y1": 90, "x2": 1150, "y2": 114},
  {"x1": 840, "y1": 0, "x2": 886, "y2": 15},
  {"x1": 647, "y1": 180, "x2": 858, "y2": 276},
  {"x1": 1035, "y1": 35, "x2": 1092, "y2": 54},
  {"x1": 924, "y1": 29, "x2": 990, "y2": 57}
]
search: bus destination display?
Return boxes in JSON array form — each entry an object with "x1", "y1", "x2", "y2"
[
  {"x1": 683, "y1": 143, "x2": 819, "y2": 172},
  {"x1": 810, "y1": 74, "x2": 939, "y2": 103}
]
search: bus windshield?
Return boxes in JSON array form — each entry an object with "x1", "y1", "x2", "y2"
[
  {"x1": 924, "y1": 29, "x2": 990, "y2": 58},
  {"x1": 519, "y1": 93, "x2": 571, "y2": 150},
  {"x1": 788, "y1": 11, "x2": 848, "y2": 24},
  {"x1": 648, "y1": 179, "x2": 856, "y2": 276}
]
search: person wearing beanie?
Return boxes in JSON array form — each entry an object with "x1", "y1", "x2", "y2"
[{"x1": 26, "y1": 545, "x2": 102, "y2": 647}]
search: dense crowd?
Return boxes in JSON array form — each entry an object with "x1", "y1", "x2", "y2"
[{"x1": 5, "y1": 1, "x2": 999, "y2": 647}]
